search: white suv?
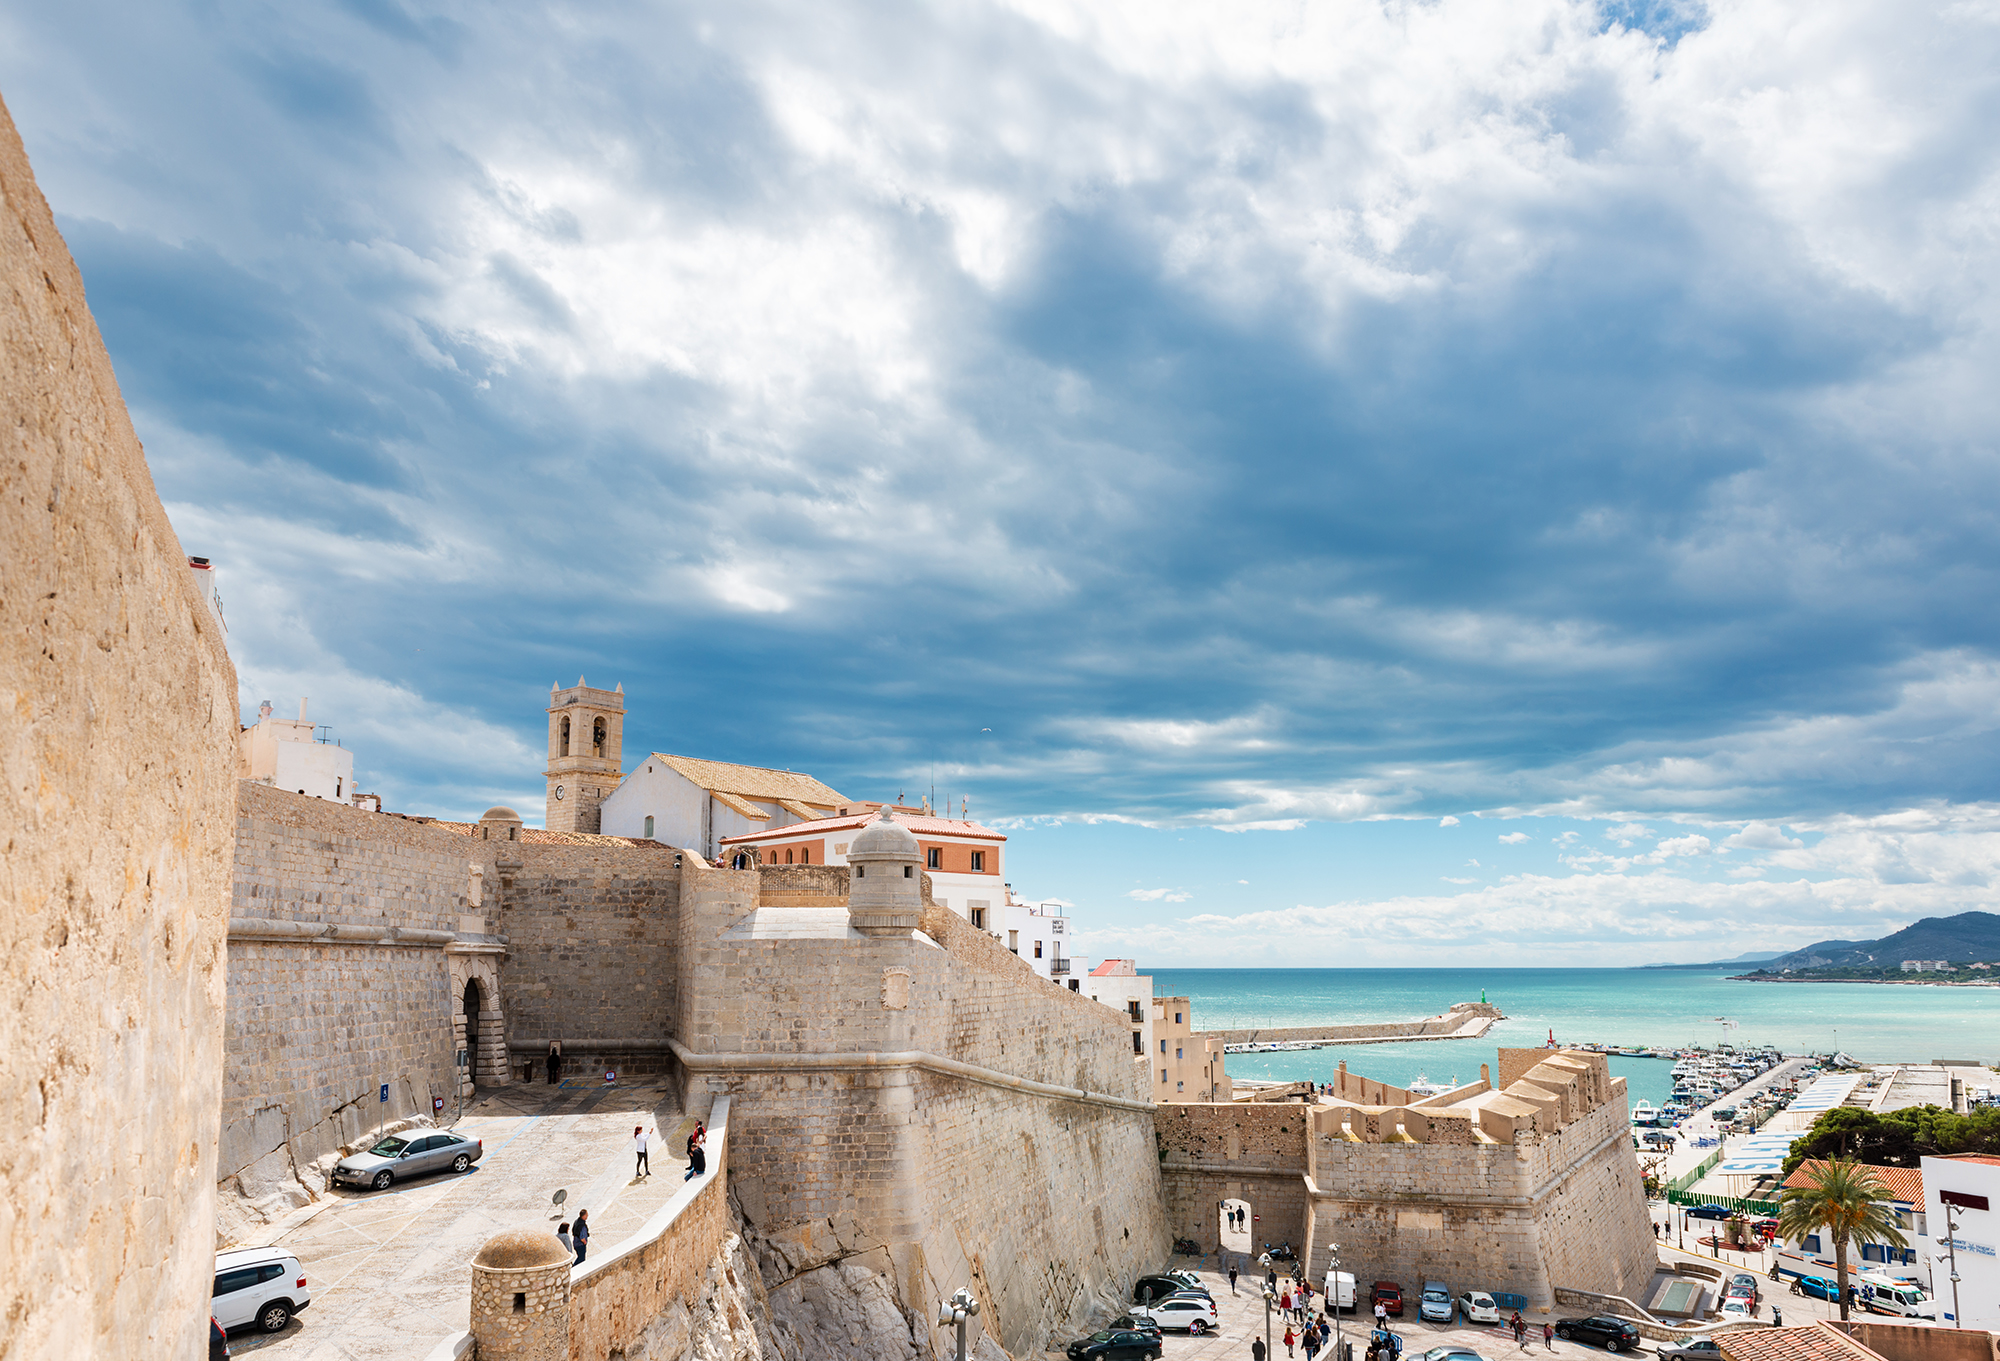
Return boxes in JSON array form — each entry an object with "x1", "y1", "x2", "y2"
[
  {"x1": 213, "y1": 1248, "x2": 311, "y2": 1334},
  {"x1": 1130, "y1": 1293, "x2": 1219, "y2": 1335}
]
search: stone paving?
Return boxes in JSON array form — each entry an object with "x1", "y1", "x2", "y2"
[{"x1": 230, "y1": 1077, "x2": 691, "y2": 1360}]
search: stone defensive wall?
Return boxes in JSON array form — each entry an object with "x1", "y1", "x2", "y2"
[
  {"x1": 1157, "y1": 1049, "x2": 1657, "y2": 1310},
  {"x1": 673, "y1": 862, "x2": 1169, "y2": 1359},
  {"x1": 1202, "y1": 1001, "x2": 1504, "y2": 1047},
  {"x1": 2, "y1": 91, "x2": 242, "y2": 1361},
  {"x1": 221, "y1": 790, "x2": 680, "y2": 1234}
]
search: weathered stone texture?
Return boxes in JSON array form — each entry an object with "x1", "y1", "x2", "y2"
[
  {"x1": 223, "y1": 784, "x2": 469, "y2": 1224},
  {"x1": 0, "y1": 91, "x2": 240, "y2": 1361}
]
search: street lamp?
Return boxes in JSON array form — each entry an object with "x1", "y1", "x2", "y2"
[
  {"x1": 1328, "y1": 1242, "x2": 1344, "y2": 1361},
  {"x1": 1263, "y1": 1285, "x2": 1275, "y2": 1361},
  {"x1": 936, "y1": 1287, "x2": 980, "y2": 1361},
  {"x1": 1943, "y1": 1202, "x2": 1963, "y2": 1329}
]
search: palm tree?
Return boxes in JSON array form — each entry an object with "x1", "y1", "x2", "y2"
[{"x1": 1777, "y1": 1159, "x2": 1909, "y2": 1320}]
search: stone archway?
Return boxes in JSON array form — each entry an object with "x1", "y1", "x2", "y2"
[{"x1": 448, "y1": 950, "x2": 508, "y2": 1093}]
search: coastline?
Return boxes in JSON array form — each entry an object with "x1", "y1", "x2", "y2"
[{"x1": 1726, "y1": 975, "x2": 2000, "y2": 986}]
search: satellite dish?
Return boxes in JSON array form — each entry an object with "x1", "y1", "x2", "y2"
[{"x1": 551, "y1": 1188, "x2": 568, "y2": 1218}]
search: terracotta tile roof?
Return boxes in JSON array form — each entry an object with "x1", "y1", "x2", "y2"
[
  {"x1": 720, "y1": 812, "x2": 1005, "y2": 845},
  {"x1": 1090, "y1": 959, "x2": 1138, "y2": 977},
  {"x1": 647, "y1": 753, "x2": 846, "y2": 812},
  {"x1": 425, "y1": 820, "x2": 672, "y2": 850},
  {"x1": 1782, "y1": 1159, "x2": 1923, "y2": 1203},
  {"x1": 1719, "y1": 1324, "x2": 1883, "y2": 1361},
  {"x1": 1933, "y1": 1153, "x2": 2000, "y2": 1166}
]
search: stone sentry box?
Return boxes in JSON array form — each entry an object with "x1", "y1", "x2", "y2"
[{"x1": 469, "y1": 1228, "x2": 573, "y2": 1360}]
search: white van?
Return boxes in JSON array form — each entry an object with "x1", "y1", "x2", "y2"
[
  {"x1": 212, "y1": 1247, "x2": 311, "y2": 1334},
  {"x1": 1325, "y1": 1271, "x2": 1358, "y2": 1312},
  {"x1": 1858, "y1": 1274, "x2": 1934, "y2": 1319}
]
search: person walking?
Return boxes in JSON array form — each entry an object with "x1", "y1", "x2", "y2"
[
  {"x1": 1230, "y1": 1264, "x2": 1240, "y2": 1295},
  {"x1": 634, "y1": 1124, "x2": 650, "y2": 1178},
  {"x1": 1284, "y1": 1325, "x2": 1296, "y2": 1359},
  {"x1": 556, "y1": 1221, "x2": 573, "y2": 1257},
  {"x1": 1543, "y1": 1322, "x2": 1555, "y2": 1352},
  {"x1": 1304, "y1": 1326, "x2": 1321, "y2": 1361},
  {"x1": 1252, "y1": 1338, "x2": 1267, "y2": 1361},
  {"x1": 546, "y1": 1040, "x2": 563, "y2": 1085},
  {"x1": 1375, "y1": 1299, "x2": 1389, "y2": 1330},
  {"x1": 1771, "y1": 1306, "x2": 1782, "y2": 1328},
  {"x1": 1511, "y1": 1313, "x2": 1527, "y2": 1350},
  {"x1": 684, "y1": 1121, "x2": 707, "y2": 1181},
  {"x1": 571, "y1": 1208, "x2": 590, "y2": 1263}
]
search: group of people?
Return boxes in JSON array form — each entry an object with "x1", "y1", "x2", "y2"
[
  {"x1": 555, "y1": 1209, "x2": 590, "y2": 1263},
  {"x1": 632, "y1": 1120, "x2": 707, "y2": 1181}
]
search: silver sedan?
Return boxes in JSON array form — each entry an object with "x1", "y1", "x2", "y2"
[{"x1": 332, "y1": 1130, "x2": 484, "y2": 1191}]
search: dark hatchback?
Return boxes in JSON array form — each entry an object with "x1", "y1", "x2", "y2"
[
  {"x1": 1554, "y1": 1317, "x2": 1643, "y2": 1352},
  {"x1": 1133, "y1": 1275, "x2": 1208, "y2": 1304},
  {"x1": 1067, "y1": 1329, "x2": 1162, "y2": 1360}
]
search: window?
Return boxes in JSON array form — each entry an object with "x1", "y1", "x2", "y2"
[
  {"x1": 215, "y1": 1267, "x2": 264, "y2": 1296},
  {"x1": 928, "y1": 847, "x2": 942, "y2": 869},
  {"x1": 1008, "y1": 930, "x2": 1019, "y2": 952},
  {"x1": 800, "y1": 847, "x2": 809, "y2": 864},
  {"x1": 903, "y1": 865, "x2": 912, "y2": 878},
  {"x1": 559, "y1": 716, "x2": 570, "y2": 756},
  {"x1": 1069, "y1": 980, "x2": 1079, "y2": 991},
  {"x1": 1127, "y1": 1001, "x2": 1142, "y2": 1020},
  {"x1": 1161, "y1": 1069, "x2": 1167, "y2": 1083},
  {"x1": 336, "y1": 777, "x2": 343, "y2": 798},
  {"x1": 1861, "y1": 1244, "x2": 1885, "y2": 1263},
  {"x1": 1132, "y1": 1032, "x2": 1144, "y2": 1054},
  {"x1": 855, "y1": 865, "x2": 864, "y2": 877},
  {"x1": 643, "y1": 815, "x2": 655, "y2": 838},
  {"x1": 1160, "y1": 1039, "x2": 1167, "y2": 1054},
  {"x1": 592, "y1": 717, "x2": 606, "y2": 756},
  {"x1": 1175, "y1": 1012, "x2": 1183, "y2": 1024},
  {"x1": 1802, "y1": 1235, "x2": 1822, "y2": 1254},
  {"x1": 970, "y1": 850, "x2": 984, "y2": 871},
  {"x1": 970, "y1": 908, "x2": 985, "y2": 928},
  {"x1": 1177, "y1": 1047, "x2": 1184, "y2": 1059},
  {"x1": 785, "y1": 848, "x2": 794, "y2": 864},
  {"x1": 1034, "y1": 941, "x2": 1043, "y2": 958}
]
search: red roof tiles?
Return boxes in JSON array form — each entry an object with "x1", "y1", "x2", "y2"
[{"x1": 1782, "y1": 1160, "x2": 1923, "y2": 1204}]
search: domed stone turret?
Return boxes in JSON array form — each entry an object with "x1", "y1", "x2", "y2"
[
  {"x1": 469, "y1": 1227, "x2": 572, "y2": 1358},
  {"x1": 847, "y1": 808, "x2": 922, "y2": 937}
]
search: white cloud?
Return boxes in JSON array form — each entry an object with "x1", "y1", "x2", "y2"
[
  {"x1": 1604, "y1": 823, "x2": 1654, "y2": 846},
  {"x1": 1721, "y1": 821, "x2": 1804, "y2": 852},
  {"x1": 1441, "y1": 876, "x2": 1477, "y2": 884},
  {"x1": 1498, "y1": 832, "x2": 1531, "y2": 844},
  {"x1": 1126, "y1": 887, "x2": 1194, "y2": 902},
  {"x1": 1654, "y1": 834, "x2": 1714, "y2": 858},
  {"x1": 1439, "y1": 816, "x2": 1461, "y2": 827}
]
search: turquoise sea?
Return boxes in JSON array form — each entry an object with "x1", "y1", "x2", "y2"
[{"x1": 1153, "y1": 967, "x2": 2000, "y2": 1112}]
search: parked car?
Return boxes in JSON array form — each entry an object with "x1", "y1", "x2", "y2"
[
  {"x1": 1419, "y1": 1282, "x2": 1453, "y2": 1324},
  {"x1": 1133, "y1": 1274, "x2": 1208, "y2": 1304},
  {"x1": 212, "y1": 1248, "x2": 311, "y2": 1335},
  {"x1": 1373, "y1": 1282, "x2": 1405, "y2": 1316},
  {"x1": 1717, "y1": 1298, "x2": 1755, "y2": 1320},
  {"x1": 1106, "y1": 1316, "x2": 1163, "y2": 1340},
  {"x1": 1459, "y1": 1292, "x2": 1501, "y2": 1324},
  {"x1": 1791, "y1": 1276, "x2": 1840, "y2": 1302},
  {"x1": 1129, "y1": 1294, "x2": 1218, "y2": 1335},
  {"x1": 1656, "y1": 1339, "x2": 1723, "y2": 1361},
  {"x1": 1684, "y1": 1205, "x2": 1735, "y2": 1221},
  {"x1": 210, "y1": 1317, "x2": 230, "y2": 1359},
  {"x1": 1066, "y1": 1329, "x2": 1162, "y2": 1360},
  {"x1": 1553, "y1": 1317, "x2": 1642, "y2": 1352},
  {"x1": 1727, "y1": 1273, "x2": 1759, "y2": 1304},
  {"x1": 1422, "y1": 1349, "x2": 1490, "y2": 1361},
  {"x1": 331, "y1": 1129, "x2": 483, "y2": 1191}
]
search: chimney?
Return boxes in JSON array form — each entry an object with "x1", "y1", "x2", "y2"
[{"x1": 298, "y1": 698, "x2": 309, "y2": 722}]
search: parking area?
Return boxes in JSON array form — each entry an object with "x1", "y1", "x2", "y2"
[
  {"x1": 1072, "y1": 1260, "x2": 1625, "y2": 1361},
  {"x1": 226, "y1": 1077, "x2": 686, "y2": 1360}
]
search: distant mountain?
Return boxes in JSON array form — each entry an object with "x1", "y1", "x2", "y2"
[
  {"x1": 1756, "y1": 912, "x2": 2000, "y2": 971},
  {"x1": 1640, "y1": 952, "x2": 1786, "y2": 970}
]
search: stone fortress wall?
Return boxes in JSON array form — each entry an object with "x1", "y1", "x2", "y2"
[
  {"x1": 1, "y1": 91, "x2": 242, "y2": 1361},
  {"x1": 1157, "y1": 1049, "x2": 1657, "y2": 1309},
  {"x1": 674, "y1": 861, "x2": 1170, "y2": 1360}
]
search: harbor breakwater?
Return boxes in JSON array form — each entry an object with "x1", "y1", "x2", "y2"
[{"x1": 1204, "y1": 1000, "x2": 1503, "y2": 1050}]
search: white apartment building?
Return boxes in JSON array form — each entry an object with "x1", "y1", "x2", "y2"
[
  {"x1": 1923, "y1": 1153, "x2": 2000, "y2": 1327},
  {"x1": 238, "y1": 699, "x2": 353, "y2": 803},
  {"x1": 1088, "y1": 960, "x2": 1155, "y2": 1075}
]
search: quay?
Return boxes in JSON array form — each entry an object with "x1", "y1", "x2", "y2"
[{"x1": 1206, "y1": 1000, "x2": 1503, "y2": 1051}]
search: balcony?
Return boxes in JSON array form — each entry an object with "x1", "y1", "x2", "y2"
[{"x1": 1049, "y1": 958, "x2": 1071, "y2": 976}]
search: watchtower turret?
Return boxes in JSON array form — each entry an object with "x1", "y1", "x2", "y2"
[{"x1": 846, "y1": 808, "x2": 922, "y2": 937}]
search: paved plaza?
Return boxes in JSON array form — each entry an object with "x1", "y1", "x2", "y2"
[{"x1": 230, "y1": 1076, "x2": 689, "y2": 1361}]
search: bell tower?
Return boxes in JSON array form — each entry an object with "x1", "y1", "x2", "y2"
[{"x1": 544, "y1": 677, "x2": 624, "y2": 833}]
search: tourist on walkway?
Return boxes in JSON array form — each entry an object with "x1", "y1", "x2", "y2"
[
  {"x1": 685, "y1": 1122, "x2": 707, "y2": 1181},
  {"x1": 1252, "y1": 1338, "x2": 1267, "y2": 1361},
  {"x1": 1230, "y1": 1264, "x2": 1239, "y2": 1294},
  {"x1": 556, "y1": 1221, "x2": 573, "y2": 1256},
  {"x1": 572, "y1": 1209, "x2": 589, "y2": 1263},
  {"x1": 1375, "y1": 1300, "x2": 1388, "y2": 1329},
  {"x1": 634, "y1": 1124, "x2": 650, "y2": 1178},
  {"x1": 546, "y1": 1040, "x2": 563, "y2": 1085},
  {"x1": 1543, "y1": 1322, "x2": 1555, "y2": 1351},
  {"x1": 1284, "y1": 1325, "x2": 1296, "y2": 1359},
  {"x1": 1304, "y1": 1328, "x2": 1321, "y2": 1361},
  {"x1": 1511, "y1": 1313, "x2": 1527, "y2": 1348}
]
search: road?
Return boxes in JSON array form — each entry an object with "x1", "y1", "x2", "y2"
[
  {"x1": 231, "y1": 1076, "x2": 689, "y2": 1361},
  {"x1": 1654, "y1": 1057, "x2": 1814, "y2": 1183}
]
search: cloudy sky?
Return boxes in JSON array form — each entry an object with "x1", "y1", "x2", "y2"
[{"x1": 8, "y1": 0, "x2": 2000, "y2": 965}]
